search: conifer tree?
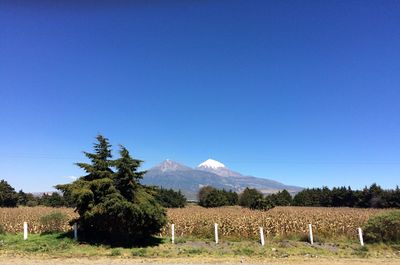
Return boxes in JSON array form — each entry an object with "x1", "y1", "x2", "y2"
[
  {"x1": 0, "y1": 180, "x2": 18, "y2": 207},
  {"x1": 76, "y1": 135, "x2": 113, "y2": 181},
  {"x1": 113, "y1": 146, "x2": 145, "y2": 200},
  {"x1": 57, "y1": 135, "x2": 166, "y2": 245}
]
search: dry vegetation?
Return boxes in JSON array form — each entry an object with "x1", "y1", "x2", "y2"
[
  {"x1": 163, "y1": 205, "x2": 389, "y2": 240},
  {"x1": 0, "y1": 205, "x2": 390, "y2": 240},
  {"x1": 0, "y1": 207, "x2": 76, "y2": 234}
]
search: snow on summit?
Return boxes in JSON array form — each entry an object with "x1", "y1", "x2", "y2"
[{"x1": 198, "y1": 159, "x2": 226, "y2": 169}]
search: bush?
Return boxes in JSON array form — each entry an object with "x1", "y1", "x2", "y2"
[
  {"x1": 363, "y1": 211, "x2": 400, "y2": 243},
  {"x1": 0, "y1": 223, "x2": 5, "y2": 235},
  {"x1": 40, "y1": 212, "x2": 68, "y2": 233},
  {"x1": 131, "y1": 248, "x2": 147, "y2": 257},
  {"x1": 110, "y1": 248, "x2": 122, "y2": 256}
]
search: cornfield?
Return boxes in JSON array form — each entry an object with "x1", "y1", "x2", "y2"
[
  {"x1": 162, "y1": 205, "x2": 389, "y2": 239},
  {"x1": 0, "y1": 207, "x2": 76, "y2": 234},
  {"x1": 0, "y1": 205, "x2": 390, "y2": 239}
]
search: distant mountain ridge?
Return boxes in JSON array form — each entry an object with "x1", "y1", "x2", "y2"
[{"x1": 141, "y1": 159, "x2": 302, "y2": 200}]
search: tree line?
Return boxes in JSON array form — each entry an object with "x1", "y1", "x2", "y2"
[
  {"x1": 2, "y1": 159, "x2": 399, "y2": 211},
  {"x1": 0, "y1": 179, "x2": 187, "y2": 209},
  {"x1": 0, "y1": 180, "x2": 69, "y2": 208},
  {"x1": 197, "y1": 184, "x2": 400, "y2": 209},
  {"x1": 292, "y1": 184, "x2": 400, "y2": 208},
  {"x1": 3, "y1": 180, "x2": 400, "y2": 210},
  {"x1": 198, "y1": 186, "x2": 275, "y2": 210}
]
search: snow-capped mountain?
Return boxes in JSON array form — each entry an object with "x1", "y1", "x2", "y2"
[
  {"x1": 141, "y1": 159, "x2": 302, "y2": 200},
  {"x1": 197, "y1": 158, "x2": 243, "y2": 178},
  {"x1": 198, "y1": 159, "x2": 226, "y2": 169}
]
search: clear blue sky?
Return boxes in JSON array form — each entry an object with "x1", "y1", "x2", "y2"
[{"x1": 1, "y1": 0, "x2": 399, "y2": 192}]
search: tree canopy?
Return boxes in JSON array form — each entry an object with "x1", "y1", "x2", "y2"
[
  {"x1": 268, "y1": 189, "x2": 292, "y2": 206},
  {"x1": 0, "y1": 180, "x2": 18, "y2": 207},
  {"x1": 239, "y1": 188, "x2": 274, "y2": 210}
]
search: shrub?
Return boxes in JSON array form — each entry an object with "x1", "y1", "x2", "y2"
[
  {"x1": 40, "y1": 212, "x2": 68, "y2": 233},
  {"x1": 110, "y1": 248, "x2": 122, "y2": 256},
  {"x1": 363, "y1": 211, "x2": 400, "y2": 243},
  {"x1": 132, "y1": 248, "x2": 147, "y2": 257}
]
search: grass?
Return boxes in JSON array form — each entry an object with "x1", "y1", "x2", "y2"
[{"x1": 0, "y1": 232, "x2": 400, "y2": 260}]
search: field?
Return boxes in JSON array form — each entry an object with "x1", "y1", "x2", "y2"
[
  {"x1": 1, "y1": 206, "x2": 400, "y2": 263},
  {"x1": 0, "y1": 206, "x2": 76, "y2": 234},
  {"x1": 0, "y1": 205, "x2": 390, "y2": 240},
  {"x1": 163, "y1": 205, "x2": 389, "y2": 240}
]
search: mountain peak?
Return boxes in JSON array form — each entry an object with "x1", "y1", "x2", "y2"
[
  {"x1": 197, "y1": 159, "x2": 243, "y2": 178},
  {"x1": 198, "y1": 159, "x2": 226, "y2": 169},
  {"x1": 152, "y1": 159, "x2": 191, "y2": 172}
]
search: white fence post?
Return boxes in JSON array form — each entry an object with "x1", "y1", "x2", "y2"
[
  {"x1": 308, "y1": 223, "x2": 314, "y2": 245},
  {"x1": 171, "y1": 224, "x2": 175, "y2": 244},
  {"x1": 214, "y1": 223, "x2": 219, "y2": 244},
  {"x1": 23, "y1": 222, "x2": 28, "y2": 240},
  {"x1": 358, "y1": 227, "x2": 364, "y2": 246},
  {"x1": 259, "y1": 227, "x2": 265, "y2": 246},
  {"x1": 73, "y1": 223, "x2": 78, "y2": 241}
]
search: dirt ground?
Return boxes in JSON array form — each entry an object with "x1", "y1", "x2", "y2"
[{"x1": 0, "y1": 257, "x2": 400, "y2": 265}]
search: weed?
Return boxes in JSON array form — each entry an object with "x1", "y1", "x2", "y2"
[
  {"x1": 131, "y1": 248, "x2": 147, "y2": 257},
  {"x1": 109, "y1": 248, "x2": 121, "y2": 256},
  {"x1": 233, "y1": 247, "x2": 255, "y2": 256},
  {"x1": 40, "y1": 212, "x2": 68, "y2": 234}
]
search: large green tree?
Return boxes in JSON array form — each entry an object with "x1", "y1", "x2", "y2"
[
  {"x1": 0, "y1": 180, "x2": 18, "y2": 207},
  {"x1": 239, "y1": 188, "x2": 263, "y2": 208},
  {"x1": 239, "y1": 188, "x2": 274, "y2": 210},
  {"x1": 113, "y1": 146, "x2": 145, "y2": 200},
  {"x1": 56, "y1": 135, "x2": 167, "y2": 244},
  {"x1": 198, "y1": 186, "x2": 227, "y2": 207},
  {"x1": 40, "y1": 192, "x2": 66, "y2": 207},
  {"x1": 268, "y1": 189, "x2": 292, "y2": 206}
]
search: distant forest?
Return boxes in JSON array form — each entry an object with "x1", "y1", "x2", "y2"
[
  {"x1": 194, "y1": 184, "x2": 400, "y2": 209},
  {"x1": 291, "y1": 184, "x2": 400, "y2": 208},
  {"x1": 1, "y1": 179, "x2": 399, "y2": 209},
  {"x1": 0, "y1": 179, "x2": 186, "y2": 208}
]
